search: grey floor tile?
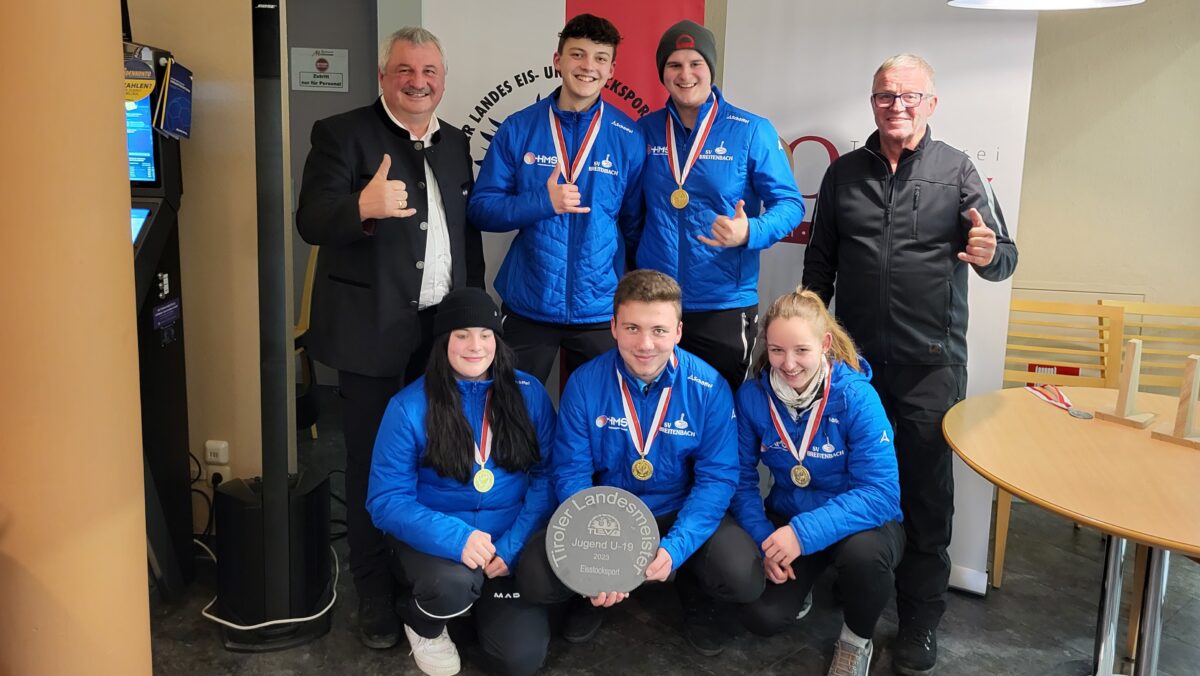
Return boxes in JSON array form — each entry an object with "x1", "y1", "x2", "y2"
[{"x1": 150, "y1": 385, "x2": 1200, "y2": 675}]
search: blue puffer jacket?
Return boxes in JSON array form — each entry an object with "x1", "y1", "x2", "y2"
[
  {"x1": 554, "y1": 347, "x2": 736, "y2": 567},
  {"x1": 637, "y1": 87, "x2": 804, "y2": 312},
  {"x1": 468, "y1": 90, "x2": 645, "y2": 325},
  {"x1": 730, "y1": 358, "x2": 902, "y2": 555},
  {"x1": 367, "y1": 372, "x2": 557, "y2": 567}
]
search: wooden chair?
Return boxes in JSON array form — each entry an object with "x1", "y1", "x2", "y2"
[
  {"x1": 1098, "y1": 299, "x2": 1200, "y2": 660},
  {"x1": 1098, "y1": 300, "x2": 1200, "y2": 393},
  {"x1": 991, "y1": 299, "x2": 1125, "y2": 588},
  {"x1": 295, "y1": 245, "x2": 320, "y2": 439}
]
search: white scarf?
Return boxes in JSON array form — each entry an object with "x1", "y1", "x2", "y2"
[{"x1": 769, "y1": 356, "x2": 828, "y2": 421}]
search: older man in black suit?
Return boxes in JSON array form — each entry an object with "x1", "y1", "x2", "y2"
[{"x1": 297, "y1": 26, "x2": 483, "y2": 651}]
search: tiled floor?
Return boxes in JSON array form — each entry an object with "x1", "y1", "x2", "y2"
[{"x1": 150, "y1": 386, "x2": 1200, "y2": 675}]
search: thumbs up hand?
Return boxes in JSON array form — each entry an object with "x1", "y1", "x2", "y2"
[
  {"x1": 358, "y1": 154, "x2": 418, "y2": 221},
  {"x1": 546, "y1": 161, "x2": 590, "y2": 215},
  {"x1": 958, "y1": 208, "x2": 997, "y2": 267},
  {"x1": 697, "y1": 199, "x2": 749, "y2": 248}
]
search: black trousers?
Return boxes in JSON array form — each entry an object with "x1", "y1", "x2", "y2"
[
  {"x1": 679, "y1": 305, "x2": 759, "y2": 392},
  {"x1": 500, "y1": 307, "x2": 614, "y2": 385},
  {"x1": 517, "y1": 513, "x2": 765, "y2": 608},
  {"x1": 337, "y1": 308, "x2": 436, "y2": 599},
  {"x1": 741, "y1": 517, "x2": 905, "y2": 639},
  {"x1": 871, "y1": 363, "x2": 966, "y2": 631},
  {"x1": 390, "y1": 538, "x2": 550, "y2": 676}
]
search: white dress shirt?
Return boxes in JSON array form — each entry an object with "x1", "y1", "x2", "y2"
[{"x1": 381, "y1": 97, "x2": 453, "y2": 310}]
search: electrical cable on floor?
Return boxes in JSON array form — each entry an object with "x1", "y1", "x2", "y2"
[
  {"x1": 193, "y1": 538, "x2": 339, "y2": 631},
  {"x1": 329, "y1": 517, "x2": 347, "y2": 541},
  {"x1": 190, "y1": 489, "x2": 214, "y2": 537},
  {"x1": 189, "y1": 453, "x2": 204, "y2": 484}
]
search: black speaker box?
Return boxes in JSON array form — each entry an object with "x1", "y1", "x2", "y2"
[{"x1": 213, "y1": 471, "x2": 332, "y2": 651}]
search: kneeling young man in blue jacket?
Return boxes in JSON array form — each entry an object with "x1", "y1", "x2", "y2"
[
  {"x1": 468, "y1": 14, "x2": 645, "y2": 384},
  {"x1": 517, "y1": 270, "x2": 765, "y2": 656}
]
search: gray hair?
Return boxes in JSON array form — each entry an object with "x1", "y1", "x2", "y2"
[
  {"x1": 873, "y1": 53, "x2": 936, "y2": 94},
  {"x1": 378, "y1": 27, "x2": 446, "y2": 73}
]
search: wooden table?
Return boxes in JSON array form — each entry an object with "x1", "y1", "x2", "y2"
[{"x1": 943, "y1": 387, "x2": 1200, "y2": 676}]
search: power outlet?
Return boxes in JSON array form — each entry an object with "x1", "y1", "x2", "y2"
[
  {"x1": 205, "y1": 440, "x2": 230, "y2": 464},
  {"x1": 208, "y1": 464, "x2": 233, "y2": 486}
]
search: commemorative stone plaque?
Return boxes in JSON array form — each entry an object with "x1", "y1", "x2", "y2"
[{"x1": 545, "y1": 486, "x2": 660, "y2": 596}]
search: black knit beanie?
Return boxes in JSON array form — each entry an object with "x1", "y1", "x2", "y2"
[
  {"x1": 433, "y1": 288, "x2": 502, "y2": 337},
  {"x1": 655, "y1": 20, "x2": 717, "y2": 83}
]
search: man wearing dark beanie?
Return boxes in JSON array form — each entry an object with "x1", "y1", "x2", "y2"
[{"x1": 638, "y1": 20, "x2": 804, "y2": 399}]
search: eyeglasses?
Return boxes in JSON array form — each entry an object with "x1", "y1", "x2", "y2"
[{"x1": 871, "y1": 92, "x2": 931, "y2": 108}]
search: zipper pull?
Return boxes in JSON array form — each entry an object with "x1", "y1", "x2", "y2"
[{"x1": 914, "y1": 184, "x2": 921, "y2": 210}]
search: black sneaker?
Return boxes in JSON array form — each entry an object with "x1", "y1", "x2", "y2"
[
  {"x1": 358, "y1": 594, "x2": 400, "y2": 650},
  {"x1": 892, "y1": 625, "x2": 937, "y2": 675},
  {"x1": 682, "y1": 598, "x2": 726, "y2": 657},
  {"x1": 563, "y1": 597, "x2": 604, "y2": 644}
]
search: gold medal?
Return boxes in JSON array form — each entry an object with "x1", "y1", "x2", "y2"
[
  {"x1": 473, "y1": 468, "x2": 495, "y2": 493},
  {"x1": 670, "y1": 188, "x2": 689, "y2": 209},
  {"x1": 632, "y1": 458, "x2": 654, "y2": 481},
  {"x1": 790, "y1": 464, "x2": 811, "y2": 488}
]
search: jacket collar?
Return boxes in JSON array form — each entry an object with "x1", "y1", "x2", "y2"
[
  {"x1": 455, "y1": 377, "x2": 493, "y2": 397},
  {"x1": 755, "y1": 357, "x2": 873, "y2": 417},
  {"x1": 865, "y1": 124, "x2": 932, "y2": 165},
  {"x1": 665, "y1": 86, "x2": 724, "y2": 133},
  {"x1": 549, "y1": 86, "x2": 603, "y2": 122},
  {"x1": 615, "y1": 347, "x2": 680, "y2": 395},
  {"x1": 373, "y1": 98, "x2": 443, "y2": 144}
]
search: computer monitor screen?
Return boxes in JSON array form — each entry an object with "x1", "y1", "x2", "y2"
[
  {"x1": 131, "y1": 207, "x2": 151, "y2": 244},
  {"x1": 126, "y1": 96, "x2": 157, "y2": 183}
]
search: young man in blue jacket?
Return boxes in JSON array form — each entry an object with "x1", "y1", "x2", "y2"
[
  {"x1": 517, "y1": 270, "x2": 764, "y2": 656},
  {"x1": 468, "y1": 14, "x2": 645, "y2": 384},
  {"x1": 637, "y1": 20, "x2": 804, "y2": 391}
]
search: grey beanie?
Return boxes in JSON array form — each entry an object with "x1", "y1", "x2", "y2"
[{"x1": 655, "y1": 20, "x2": 717, "y2": 83}]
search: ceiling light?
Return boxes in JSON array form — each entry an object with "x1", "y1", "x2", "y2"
[{"x1": 948, "y1": 0, "x2": 1144, "y2": 9}]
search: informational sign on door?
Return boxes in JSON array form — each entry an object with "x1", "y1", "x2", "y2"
[{"x1": 290, "y1": 48, "x2": 349, "y2": 92}]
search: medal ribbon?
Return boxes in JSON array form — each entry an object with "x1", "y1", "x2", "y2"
[
  {"x1": 1025, "y1": 384, "x2": 1075, "y2": 412},
  {"x1": 616, "y1": 352, "x2": 678, "y2": 461},
  {"x1": 548, "y1": 102, "x2": 604, "y2": 184},
  {"x1": 665, "y1": 97, "x2": 719, "y2": 192},
  {"x1": 473, "y1": 390, "x2": 493, "y2": 468},
  {"x1": 766, "y1": 366, "x2": 832, "y2": 468}
]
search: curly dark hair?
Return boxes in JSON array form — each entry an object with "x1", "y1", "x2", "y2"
[{"x1": 558, "y1": 13, "x2": 622, "y2": 59}]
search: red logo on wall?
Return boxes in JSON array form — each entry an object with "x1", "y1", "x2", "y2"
[
  {"x1": 782, "y1": 135, "x2": 841, "y2": 245},
  {"x1": 675, "y1": 34, "x2": 695, "y2": 50},
  {"x1": 315, "y1": 58, "x2": 329, "y2": 72}
]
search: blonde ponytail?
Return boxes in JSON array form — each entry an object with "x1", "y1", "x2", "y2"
[{"x1": 752, "y1": 286, "x2": 862, "y2": 376}]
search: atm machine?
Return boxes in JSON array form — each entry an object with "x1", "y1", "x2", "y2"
[{"x1": 126, "y1": 39, "x2": 193, "y2": 600}]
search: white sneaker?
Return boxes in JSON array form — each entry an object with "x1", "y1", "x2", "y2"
[
  {"x1": 404, "y1": 624, "x2": 461, "y2": 676},
  {"x1": 827, "y1": 638, "x2": 872, "y2": 676}
]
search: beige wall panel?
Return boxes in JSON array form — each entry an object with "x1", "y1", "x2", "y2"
[{"x1": 1018, "y1": 0, "x2": 1200, "y2": 305}]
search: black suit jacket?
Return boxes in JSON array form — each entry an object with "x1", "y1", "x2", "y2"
[{"x1": 297, "y1": 100, "x2": 484, "y2": 377}]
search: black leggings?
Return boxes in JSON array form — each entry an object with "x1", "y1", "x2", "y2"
[
  {"x1": 741, "y1": 518, "x2": 905, "y2": 640},
  {"x1": 516, "y1": 513, "x2": 765, "y2": 608},
  {"x1": 390, "y1": 538, "x2": 550, "y2": 676},
  {"x1": 500, "y1": 308, "x2": 614, "y2": 385},
  {"x1": 679, "y1": 305, "x2": 759, "y2": 392}
]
